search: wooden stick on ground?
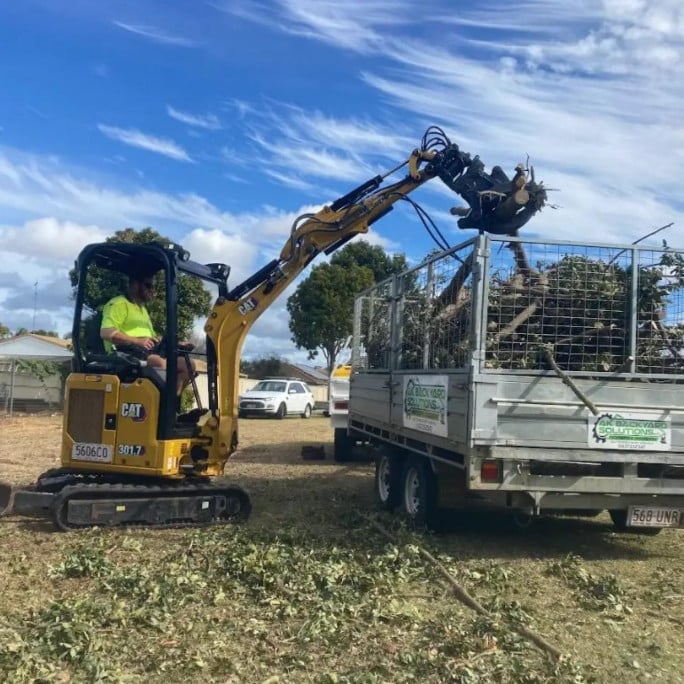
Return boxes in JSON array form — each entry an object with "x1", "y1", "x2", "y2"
[{"x1": 362, "y1": 514, "x2": 564, "y2": 661}]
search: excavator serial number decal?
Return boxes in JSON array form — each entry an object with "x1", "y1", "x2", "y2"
[{"x1": 72, "y1": 443, "x2": 113, "y2": 463}]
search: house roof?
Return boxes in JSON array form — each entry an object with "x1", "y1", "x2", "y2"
[
  {"x1": 280, "y1": 362, "x2": 329, "y2": 384},
  {"x1": 0, "y1": 333, "x2": 73, "y2": 361}
]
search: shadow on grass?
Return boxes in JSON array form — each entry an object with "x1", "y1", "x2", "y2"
[{"x1": 234, "y1": 439, "x2": 374, "y2": 467}]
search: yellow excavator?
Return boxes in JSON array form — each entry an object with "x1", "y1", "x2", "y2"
[{"x1": 0, "y1": 126, "x2": 547, "y2": 530}]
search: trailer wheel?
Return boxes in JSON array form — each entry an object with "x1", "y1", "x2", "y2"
[
  {"x1": 400, "y1": 457, "x2": 438, "y2": 529},
  {"x1": 609, "y1": 509, "x2": 661, "y2": 535},
  {"x1": 374, "y1": 452, "x2": 400, "y2": 510},
  {"x1": 333, "y1": 428, "x2": 354, "y2": 462}
]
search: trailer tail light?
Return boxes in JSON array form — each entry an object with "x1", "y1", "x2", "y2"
[
  {"x1": 481, "y1": 459, "x2": 501, "y2": 483},
  {"x1": 333, "y1": 401, "x2": 349, "y2": 411}
]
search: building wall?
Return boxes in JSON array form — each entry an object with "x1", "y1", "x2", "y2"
[{"x1": 0, "y1": 364, "x2": 64, "y2": 413}]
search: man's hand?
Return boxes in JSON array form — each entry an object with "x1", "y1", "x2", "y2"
[{"x1": 136, "y1": 337, "x2": 157, "y2": 351}]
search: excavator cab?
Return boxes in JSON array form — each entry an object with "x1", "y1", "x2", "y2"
[{"x1": 69, "y1": 241, "x2": 229, "y2": 443}]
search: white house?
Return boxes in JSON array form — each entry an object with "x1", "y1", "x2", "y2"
[{"x1": 0, "y1": 334, "x2": 72, "y2": 415}]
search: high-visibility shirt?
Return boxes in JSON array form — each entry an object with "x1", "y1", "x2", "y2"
[{"x1": 100, "y1": 295, "x2": 157, "y2": 352}]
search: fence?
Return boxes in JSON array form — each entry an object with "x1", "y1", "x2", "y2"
[
  {"x1": 0, "y1": 362, "x2": 65, "y2": 415},
  {"x1": 353, "y1": 235, "x2": 684, "y2": 379}
]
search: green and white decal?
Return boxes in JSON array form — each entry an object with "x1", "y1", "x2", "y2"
[
  {"x1": 588, "y1": 411, "x2": 671, "y2": 451},
  {"x1": 403, "y1": 375, "x2": 448, "y2": 437}
]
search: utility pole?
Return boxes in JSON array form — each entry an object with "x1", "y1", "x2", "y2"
[{"x1": 32, "y1": 281, "x2": 38, "y2": 331}]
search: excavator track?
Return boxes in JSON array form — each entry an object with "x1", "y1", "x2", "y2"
[
  {"x1": 52, "y1": 481, "x2": 251, "y2": 531},
  {"x1": 4, "y1": 469, "x2": 252, "y2": 532}
]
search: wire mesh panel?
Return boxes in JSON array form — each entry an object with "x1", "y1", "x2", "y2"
[
  {"x1": 352, "y1": 278, "x2": 394, "y2": 371},
  {"x1": 482, "y1": 238, "x2": 684, "y2": 376},
  {"x1": 635, "y1": 247, "x2": 684, "y2": 374},
  {"x1": 397, "y1": 242, "x2": 477, "y2": 370}
]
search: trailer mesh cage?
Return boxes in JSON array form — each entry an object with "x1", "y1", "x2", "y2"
[{"x1": 353, "y1": 235, "x2": 684, "y2": 378}]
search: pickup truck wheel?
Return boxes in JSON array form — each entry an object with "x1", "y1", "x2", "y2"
[
  {"x1": 276, "y1": 403, "x2": 287, "y2": 420},
  {"x1": 609, "y1": 509, "x2": 661, "y2": 535},
  {"x1": 333, "y1": 428, "x2": 354, "y2": 462},
  {"x1": 400, "y1": 457, "x2": 438, "y2": 529},
  {"x1": 374, "y1": 452, "x2": 401, "y2": 510},
  {"x1": 301, "y1": 404, "x2": 312, "y2": 419}
]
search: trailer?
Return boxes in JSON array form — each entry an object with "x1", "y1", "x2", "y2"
[{"x1": 345, "y1": 234, "x2": 684, "y2": 531}]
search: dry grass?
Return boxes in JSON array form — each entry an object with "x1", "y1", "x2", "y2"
[{"x1": 0, "y1": 414, "x2": 683, "y2": 683}]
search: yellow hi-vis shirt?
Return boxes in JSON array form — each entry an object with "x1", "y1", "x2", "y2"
[{"x1": 100, "y1": 295, "x2": 157, "y2": 352}]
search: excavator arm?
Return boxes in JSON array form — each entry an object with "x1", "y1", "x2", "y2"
[{"x1": 202, "y1": 127, "x2": 547, "y2": 463}]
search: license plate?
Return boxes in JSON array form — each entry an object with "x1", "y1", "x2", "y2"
[
  {"x1": 627, "y1": 506, "x2": 682, "y2": 528},
  {"x1": 72, "y1": 442, "x2": 113, "y2": 463}
]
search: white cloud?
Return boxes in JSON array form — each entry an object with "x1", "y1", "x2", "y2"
[
  {"x1": 181, "y1": 228, "x2": 260, "y2": 286},
  {"x1": 113, "y1": 21, "x2": 198, "y2": 47},
  {"x1": 167, "y1": 106, "x2": 221, "y2": 130},
  {"x1": 98, "y1": 125, "x2": 193, "y2": 162},
  {"x1": 0, "y1": 217, "x2": 107, "y2": 262}
]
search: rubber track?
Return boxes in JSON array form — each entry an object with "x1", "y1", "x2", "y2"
[{"x1": 36, "y1": 471, "x2": 251, "y2": 531}]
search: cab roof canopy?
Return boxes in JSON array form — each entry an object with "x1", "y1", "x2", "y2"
[{"x1": 76, "y1": 241, "x2": 231, "y2": 296}]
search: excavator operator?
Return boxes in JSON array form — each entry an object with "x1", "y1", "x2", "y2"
[{"x1": 99, "y1": 271, "x2": 195, "y2": 397}]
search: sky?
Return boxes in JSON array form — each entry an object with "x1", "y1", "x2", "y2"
[{"x1": 0, "y1": 0, "x2": 682, "y2": 361}]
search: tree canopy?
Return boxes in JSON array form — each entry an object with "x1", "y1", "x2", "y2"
[
  {"x1": 286, "y1": 240, "x2": 407, "y2": 373},
  {"x1": 240, "y1": 355, "x2": 285, "y2": 379},
  {"x1": 69, "y1": 227, "x2": 212, "y2": 341},
  {"x1": 330, "y1": 241, "x2": 408, "y2": 283}
]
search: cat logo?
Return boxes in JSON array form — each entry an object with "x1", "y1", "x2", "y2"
[{"x1": 121, "y1": 403, "x2": 146, "y2": 422}]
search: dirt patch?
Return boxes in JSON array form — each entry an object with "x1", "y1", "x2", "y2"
[{"x1": 0, "y1": 414, "x2": 682, "y2": 683}]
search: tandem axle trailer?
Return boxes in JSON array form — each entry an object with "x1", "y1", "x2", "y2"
[{"x1": 345, "y1": 234, "x2": 684, "y2": 531}]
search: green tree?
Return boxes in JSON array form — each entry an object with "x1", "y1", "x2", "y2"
[
  {"x1": 330, "y1": 240, "x2": 408, "y2": 283},
  {"x1": 69, "y1": 227, "x2": 212, "y2": 341},
  {"x1": 240, "y1": 355, "x2": 285, "y2": 379},
  {"x1": 287, "y1": 241, "x2": 408, "y2": 374},
  {"x1": 287, "y1": 262, "x2": 374, "y2": 374},
  {"x1": 0, "y1": 322, "x2": 10, "y2": 338},
  {"x1": 30, "y1": 329, "x2": 59, "y2": 337}
]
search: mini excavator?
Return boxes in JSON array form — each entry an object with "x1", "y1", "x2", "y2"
[{"x1": 0, "y1": 126, "x2": 547, "y2": 531}]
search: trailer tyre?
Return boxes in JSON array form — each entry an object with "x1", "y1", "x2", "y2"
[
  {"x1": 374, "y1": 452, "x2": 401, "y2": 510},
  {"x1": 609, "y1": 509, "x2": 661, "y2": 535},
  {"x1": 400, "y1": 456, "x2": 438, "y2": 530}
]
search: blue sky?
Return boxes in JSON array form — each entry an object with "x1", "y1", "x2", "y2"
[{"x1": 0, "y1": 0, "x2": 682, "y2": 360}]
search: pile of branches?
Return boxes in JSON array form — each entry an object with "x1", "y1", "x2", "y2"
[{"x1": 368, "y1": 242, "x2": 684, "y2": 375}]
